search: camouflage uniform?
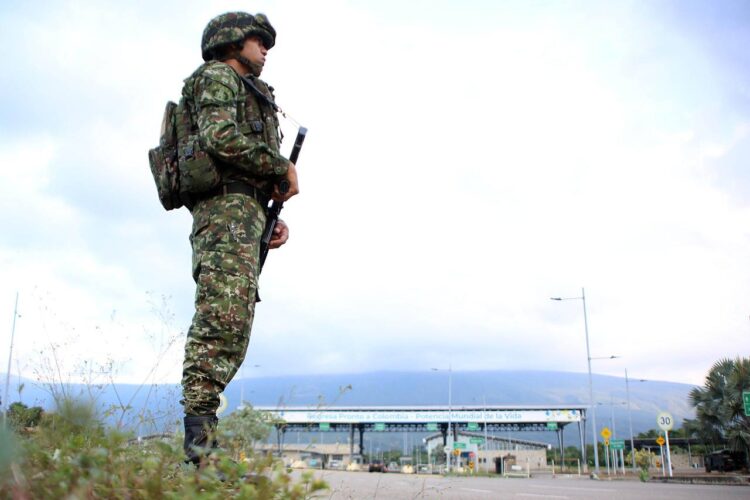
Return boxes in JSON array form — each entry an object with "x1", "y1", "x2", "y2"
[{"x1": 181, "y1": 14, "x2": 287, "y2": 418}]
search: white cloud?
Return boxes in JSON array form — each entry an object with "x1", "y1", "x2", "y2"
[{"x1": 1, "y1": 0, "x2": 748, "y2": 390}]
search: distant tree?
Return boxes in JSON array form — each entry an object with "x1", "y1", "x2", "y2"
[
  {"x1": 682, "y1": 418, "x2": 716, "y2": 453},
  {"x1": 687, "y1": 357, "x2": 750, "y2": 457},
  {"x1": 433, "y1": 447, "x2": 447, "y2": 465},
  {"x1": 7, "y1": 401, "x2": 44, "y2": 429},
  {"x1": 584, "y1": 443, "x2": 609, "y2": 466},
  {"x1": 629, "y1": 448, "x2": 654, "y2": 469},
  {"x1": 636, "y1": 427, "x2": 688, "y2": 440},
  {"x1": 383, "y1": 450, "x2": 402, "y2": 464},
  {"x1": 547, "y1": 445, "x2": 582, "y2": 463},
  {"x1": 219, "y1": 405, "x2": 278, "y2": 460},
  {"x1": 636, "y1": 429, "x2": 659, "y2": 439}
]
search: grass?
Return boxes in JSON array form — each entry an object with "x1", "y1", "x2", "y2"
[
  {"x1": 1, "y1": 399, "x2": 328, "y2": 499},
  {"x1": 1, "y1": 295, "x2": 332, "y2": 498}
]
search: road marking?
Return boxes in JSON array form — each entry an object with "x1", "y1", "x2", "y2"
[
  {"x1": 460, "y1": 488, "x2": 494, "y2": 495},
  {"x1": 529, "y1": 485, "x2": 614, "y2": 493},
  {"x1": 516, "y1": 494, "x2": 569, "y2": 499}
]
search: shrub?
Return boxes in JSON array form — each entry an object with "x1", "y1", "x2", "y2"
[
  {"x1": 6, "y1": 402, "x2": 44, "y2": 429},
  {"x1": 1, "y1": 398, "x2": 327, "y2": 499},
  {"x1": 638, "y1": 467, "x2": 650, "y2": 482}
]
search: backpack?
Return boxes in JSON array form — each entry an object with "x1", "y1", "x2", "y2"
[
  {"x1": 148, "y1": 98, "x2": 221, "y2": 211},
  {"x1": 148, "y1": 101, "x2": 182, "y2": 210},
  {"x1": 148, "y1": 65, "x2": 280, "y2": 211}
]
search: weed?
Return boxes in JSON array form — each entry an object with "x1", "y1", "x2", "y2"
[
  {"x1": 1, "y1": 399, "x2": 328, "y2": 499},
  {"x1": 638, "y1": 467, "x2": 650, "y2": 482}
]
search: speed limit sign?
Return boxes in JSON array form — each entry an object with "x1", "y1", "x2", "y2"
[{"x1": 657, "y1": 411, "x2": 674, "y2": 431}]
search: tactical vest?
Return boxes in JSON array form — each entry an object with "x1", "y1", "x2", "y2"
[
  {"x1": 148, "y1": 62, "x2": 282, "y2": 211},
  {"x1": 182, "y1": 62, "x2": 282, "y2": 196}
]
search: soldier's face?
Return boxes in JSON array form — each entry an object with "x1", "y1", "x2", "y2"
[{"x1": 240, "y1": 36, "x2": 267, "y2": 72}]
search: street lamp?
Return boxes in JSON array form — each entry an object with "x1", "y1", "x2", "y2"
[
  {"x1": 3, "y1": 292, "x2": 19, "y2": 428},
  {"x1": 599, "y1": 398, "x2": 627, "y2": 474},
  {"x1": 625, "y1": 369, "x2": 647, "y2": 474},
  {"x1": 551, "y1": 287, "x2": 600, "y2": 477},
  {"x1": 431, "y1": 365, "x2": 452, "y2": 473}
]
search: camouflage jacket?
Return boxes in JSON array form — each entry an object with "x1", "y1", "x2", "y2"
[{"x1": 182, "y1": 61, "x2": 288, "y2": 195}]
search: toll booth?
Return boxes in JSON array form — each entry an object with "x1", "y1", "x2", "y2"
[{"x1": 494, "y1": 454, "x2": 516, "y2": 474}]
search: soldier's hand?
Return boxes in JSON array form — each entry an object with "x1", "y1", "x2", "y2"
[
  {"x1": 269, "y1": 219, "x2": 289, "y2": 249},
  {"x1": 273, "y1": 161, "x2": 299, "y2": 202}
]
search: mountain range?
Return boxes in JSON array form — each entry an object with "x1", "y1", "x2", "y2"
[{"x1": 1, "y1": 370, "x2": 696, "y2": 446}]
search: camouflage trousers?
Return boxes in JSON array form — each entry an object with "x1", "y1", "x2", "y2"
[{"x1": 181, "y1": 193, "x2": 266, "y2": 416}]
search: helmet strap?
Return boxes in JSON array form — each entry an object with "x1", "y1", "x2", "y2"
[
  {"x1": 220, "y1": 48, "x2": 262, "y2": 78},
  {"x1": 237, "y1": 54, "x2": 263, "y2": 77}
]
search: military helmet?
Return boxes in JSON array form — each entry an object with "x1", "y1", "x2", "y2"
[{"x1": 201, "y1": 12, "x2": 276, "y2": 61}]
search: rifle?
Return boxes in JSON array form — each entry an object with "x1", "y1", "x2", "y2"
[{"x1": 259, "y1": 126, "x2": 307, "y2": 273}]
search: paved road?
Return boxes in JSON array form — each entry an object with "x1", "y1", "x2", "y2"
[{"x1": 293, "y1": 471, "x2": 748, "y2": 499}]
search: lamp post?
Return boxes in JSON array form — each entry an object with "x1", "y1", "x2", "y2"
[
  {"x1": 596, "y1": 402, "x2": 611, "y2": 475},
  {"x1": 603, "y1": 398, "x2": 627, "y2": 473},
  {"x1": 625, "y1": 369, "x2": 647, "y2": 474},
  {"x1": 483, "y1": 395, "x2": 489, "y2": 473},
  {"x1": 3, "y1": 292, "x2": 19, "y2": 428},
  {"x1": 431, "y1": 365, "x2": 452, "y2": 473},
  {"x1": 474, "y1": 395, "x2": 490, "y2": 473},
  {"x1": 551, "y1": 287, "x2": 600, "y2": 477}
]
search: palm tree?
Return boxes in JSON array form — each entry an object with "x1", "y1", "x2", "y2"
[{"x1": 688, "y1": 357, "x2": 750, "y2": 459}]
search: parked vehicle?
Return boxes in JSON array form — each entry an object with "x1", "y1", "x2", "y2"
[
  {"x1": 368, "y1": 460, "x2": 386, "y2": 473},
  {"x1": 704, "y1": 450, "x2": 746, "y2": 473}
]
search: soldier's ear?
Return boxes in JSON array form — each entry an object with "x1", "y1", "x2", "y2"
[{"x1": 214, "y1": 43, "x2": 243, "y2": 62}]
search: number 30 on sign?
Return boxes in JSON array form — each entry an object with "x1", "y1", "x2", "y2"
[{"x1": 657, "y1": 412, "x2": 674, "y2": 431}]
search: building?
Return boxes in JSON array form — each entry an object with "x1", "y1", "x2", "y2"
[
  {"x1": 252, "y1": 405, "x2": 587, "y2": 471},
  {"x1": 424, "y1": 431, "x2": 550, "y2": 473}
]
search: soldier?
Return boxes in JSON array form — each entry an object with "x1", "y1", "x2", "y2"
[{"x1": 180, "y1": 11, "x2": 299, "y2": 465}]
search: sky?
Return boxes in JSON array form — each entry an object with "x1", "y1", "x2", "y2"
[{"x1": 0, "y1": 0, "x2": 748, "y2": 393}]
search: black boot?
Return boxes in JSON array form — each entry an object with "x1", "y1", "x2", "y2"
[{"x1": 183, "y1": 415, "x2": 218, "y2": 466}]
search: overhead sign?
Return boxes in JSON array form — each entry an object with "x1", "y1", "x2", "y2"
[
  {"x1": 374, "y1": 423, "x2": 386, "y2": 431},
  {"x1": 454, "y1": 442, "x2": 467, "y2": 450},
  {"x1": 470, "y1": 437, "x2": 485, "y2": 444},
  {"x1": 657, "y1": 412, "x2": 674, "y2": 431},
  {"x1": 610, "y1": 439, "x2": 625, "y2": 450},
  {"x1": 426, "y1": 423, "x2": 439, "y2": 431},
  {"x1": 319, "y1": 422, "x2": 330, "y2": 431},
  {"x1": 264, "y1": 407, "x2": 583, "y2": 424},
  {"x1": 601, "y1": 427, "x2": 611, "y2": 439},
  {"x1": 547, "y1": 422, "x2": 558, "y2": 430},
  {"x1": 656, "y1": 436, "x2": 665, "y2": 446},
  {"x1": 467, "y1": 422, "x2": 480, "y2": 431},
  {"x1": 743, "y1": 392, "x2": 750, "y2": 417}
]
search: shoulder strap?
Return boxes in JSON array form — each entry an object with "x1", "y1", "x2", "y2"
[{"x1": 239, "y1": 75, "x2": 280, "y2": 112}]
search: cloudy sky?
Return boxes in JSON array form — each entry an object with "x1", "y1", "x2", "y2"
[{"x1": 1, "y1": 0, "x2": 748, "y2": 391}]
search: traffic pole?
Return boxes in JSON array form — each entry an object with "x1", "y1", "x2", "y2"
[{"x1": 664, "y1": 431, "x2": 673, "y2": 478}]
